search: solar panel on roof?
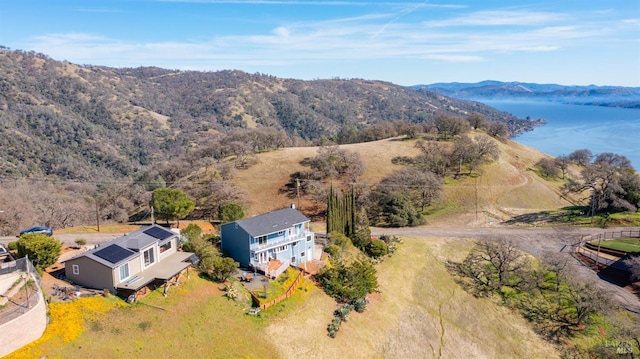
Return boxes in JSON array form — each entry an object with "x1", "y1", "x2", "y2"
[
  {"x1": 94, "y1": 244, "x2": 134, "y2": 264},
  {"x1": 143, "y1": 226, "x2": 173, "y2": 240}
]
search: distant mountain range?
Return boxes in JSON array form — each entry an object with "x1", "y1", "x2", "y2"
[{"x1": 411, "y1": 81, "x2": 640, "y2": 109}]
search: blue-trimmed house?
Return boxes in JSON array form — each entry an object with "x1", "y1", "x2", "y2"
[{"x1": 220, "y1": 207, "x2": 315, "y2": 278}]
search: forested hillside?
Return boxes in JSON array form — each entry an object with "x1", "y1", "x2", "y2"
[{"x1": 0, "y1": 48, "x2": 535, "y2": 181}]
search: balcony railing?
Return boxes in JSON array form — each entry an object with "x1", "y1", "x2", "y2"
[{"x1": 251, "y1": 232, "x2": 310, "y2": 252}]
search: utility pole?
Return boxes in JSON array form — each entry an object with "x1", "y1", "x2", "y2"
[
  {"x1": 296, "y1": 178, "x2": 301, "y2": 209},
  {"x1": 95, "y1": 200, "x2": 100, "y2": 232},
  {"x1": 475, "y1": 176, "x2": 478, "y2": 221},
  {"x1": 590, "y1": 182, "x2": 596, "y2": 224}
]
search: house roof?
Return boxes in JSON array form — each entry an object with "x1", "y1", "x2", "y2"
[
  {"x1": 64, "y1": 224, "x2": 178, "y2": 269},
  {"x1": 226, "y1": 208, "x2": 310, "y2": 237}
]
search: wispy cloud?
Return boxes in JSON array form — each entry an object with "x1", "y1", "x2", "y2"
[
  {"x1": 73, "y1": 7, "x2": 122, "y2": 13},
  {"x1": 155, "y1": 0, "x2": 464, "y2": 8},
  {"x1": 24, "y1": 4, "x2": 635, "y2": 72},
  {"x1": 425, "y1": 10, "x2": 566, "y2": 27},
  {"x1": 423, "y1": 54, "x2": 482, "y2": 62}
]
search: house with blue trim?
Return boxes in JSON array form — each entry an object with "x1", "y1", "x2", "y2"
[{"x1": 220, "y1": 207, "x2": 315, "y2": 278}]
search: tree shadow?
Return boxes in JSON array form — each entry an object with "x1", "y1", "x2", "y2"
[{"x1": 502, "y1": 207, "x2": 590, "y2": 225}]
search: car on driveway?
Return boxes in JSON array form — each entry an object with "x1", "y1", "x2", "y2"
[{"x1": 19, "y1": 226, "x2": 53, "y2": 237}]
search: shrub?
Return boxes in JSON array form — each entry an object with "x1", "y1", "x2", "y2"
[
  {"x1": 75, "y1": 238, "x2": 87, "y2": 246},
  {"x1": 209, "y1": 257, "x2": 239, "y2": 282},
  {"x1": 353, "y1": 297, "x2": 367, "y2": 313},
  {"x1": 15, "y1": 234, "x2": 62, "y2": 271},
  {"x1": 204, "y1": 234, "x2": 221, "y2": 247},
  {"x1": 225, "y1": 283, "x2": 239, "y2": 300},
  {"x1": 367, "y1": 239, "x2": 388, "y2": 258},
  {"x1": 7, "y1": 241, "x2": 17, "y2": 251},
  {"x1": 181, "y1": 223, "x2": 202, "y2": 243},
  {"x1": 327, "y1": 317, "x2": 342, "y2": 338},
  {"x1": 324, "y1": 244, "x2": 341, "y2": 258},
  {"x1": 218, "y1": 203, "x2": 244, "y2": 223},
  {"x1": 317, "y1": 259, "x2": 378, "y2": 302},
  {"x1": 334, "y1": 303, "x2": 353, "y2": 321}
]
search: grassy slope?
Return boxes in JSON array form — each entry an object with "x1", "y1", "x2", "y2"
[
  {"x1": 233, "y1": 134, "x2": 575, "y2": 225},
  {"x1": 265, "y1": 237, "x2": 559, "y2": 358},
  {"x1": 233, "y1": 137, "x2": 422, "y2": 216},
  {"x1": 19, "y1": 240, "x2": 559, "y2": 358}
]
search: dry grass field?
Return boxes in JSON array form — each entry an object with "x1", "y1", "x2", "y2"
[
  {"x1": 16, "y1": 237, "x2": 560, "y2": 358},
  {"x1": 265, "y1": 237, "x2": 559, "y2": 358},
  {"x1": 233, "y1": 137, "x2": 423, "y2": 216},
  {"x1": 233, "y1": 134, "x2": 575, "y2": 225}
]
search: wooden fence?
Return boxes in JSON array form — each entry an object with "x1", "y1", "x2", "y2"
[
  {"x1": 250, "y1": 267, "x2": 303, "y2": 310},
  {"x1": 572, "y1": 229, "x2": 640, "y2": 269}
]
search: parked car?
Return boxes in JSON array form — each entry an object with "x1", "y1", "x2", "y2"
[{"x1": 18, "y1": 226, "x2": 53, "y2": 237}]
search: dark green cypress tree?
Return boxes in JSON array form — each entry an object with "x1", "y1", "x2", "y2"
[{"x1": 327, "y1": 185, "x2": 359, "y2": 239}]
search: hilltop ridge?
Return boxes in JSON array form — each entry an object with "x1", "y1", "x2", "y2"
[{"x1": 0, "y1": 49, "x2": 534, "y2": 181}]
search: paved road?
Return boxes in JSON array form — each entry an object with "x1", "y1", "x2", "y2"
[
  {"x1": 371, "y1": 225, "x2": 640, "y2": 314},
  {"x1": 1, "y1": 232, "x2": 123, "y2": 248}
]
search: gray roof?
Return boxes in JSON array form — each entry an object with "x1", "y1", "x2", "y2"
[
  {"x1": 229, "y1": 208, "x2": 309, "y2": 237},
  {"x1": 65, "y1": 225, "x2": 178, "y2": 268}
]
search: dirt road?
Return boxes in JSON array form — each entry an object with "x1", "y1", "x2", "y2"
[{"x1": 0, "y1": 232, "x2": 122, "y2": 248}]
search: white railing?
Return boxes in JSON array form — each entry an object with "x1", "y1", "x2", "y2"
[
  {"x1": 269, "y1": 260, "x2": 291, "y2": 279},
  {"x1": 251, "y1": 232, "x2": 311, "y2": 251}
]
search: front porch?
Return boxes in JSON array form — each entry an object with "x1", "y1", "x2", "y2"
[{"x1": 116, "y1": 251, "x2": 197, "y2": 302}]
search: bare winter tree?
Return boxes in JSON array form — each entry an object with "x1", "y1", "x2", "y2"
[
  {"x1": 457, "y1": 240, "x2": 531, "y2": 295},
  {"x1": 554, "y1": 155, "x2": 570, "y2": 179},
  {"x1": 451, "y1": 134, "x2": 500, "y2": 174},
  {"x1": 537, "y1": 158, "x2": 560, "y2": 179},
  {"x1": 466, "y1": 112, "x2": 488, "y2": 130},
  {"x1": 374, "y1": 167, "x2": 443, "y2": 211},
  {"x1": 487, "y1": 121, "x2": 509, "y2": 138},
  {"x1": 434, "y1": 114, "x2": 470, "y2": 139},
  {"x1": 563, "y1": 152, "x2": 640, "y2": 213},
  {"x1": 414, "y1": 140, "x2": 451, "y2": 176},
  {"x1": 568, "y1": 148, "x2": 593, "y2": 166}
]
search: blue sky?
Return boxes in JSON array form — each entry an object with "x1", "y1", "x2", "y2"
[{"x1": 1, "y1": 0, "x2": 639, "y2": 86}]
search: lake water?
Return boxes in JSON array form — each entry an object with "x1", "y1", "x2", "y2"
[{"x1": 479, "y1": 100, "x2": 640, "y2": 170}]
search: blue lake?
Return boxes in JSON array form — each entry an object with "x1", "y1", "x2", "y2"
[{"x1": 479, "y1": 100, "x2": 640, "y2": 170}]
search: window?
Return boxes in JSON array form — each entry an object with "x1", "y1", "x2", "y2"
[
  {"x1": 143, "y1": 248, "x2": 155, "y2": 267},
  {"x1": 160, "y1": 241, "x2": 172, "y2": 253},
  {"x1": 257, "y1": 236, "x2": 267, "y2": 245},
  {"x1": 119, "y1": 263, "x2": 130, "y2": 281},
  {"x1": 275, "y1": 245, "x2": 287, "y2": 253},
  {"x1": 278, "y1": 231, "x2": 284, "y2": 236},
  {"x1": 307, "y1": 235, "x2": 312, "y2": 242},
  {"x1": 72, "y1": 264, "x2": 79, "y2": 275},
  {"x1": 256, "y1": 252, "x2": 268, "y2": 263},
  {"x1": 291, "y1": 256, "x2": 296, "y2": 264},
  {"x1": 300, "y1": 252, "x2": 305, "y2": 258}
]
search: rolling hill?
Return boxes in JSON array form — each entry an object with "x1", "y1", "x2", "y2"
[
  {"x1": 0, "y1": 48, "x2": 535, "y2": 181},
  {"x1": 228, "y1": 134, "x2": 574, "y2": 225}
]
